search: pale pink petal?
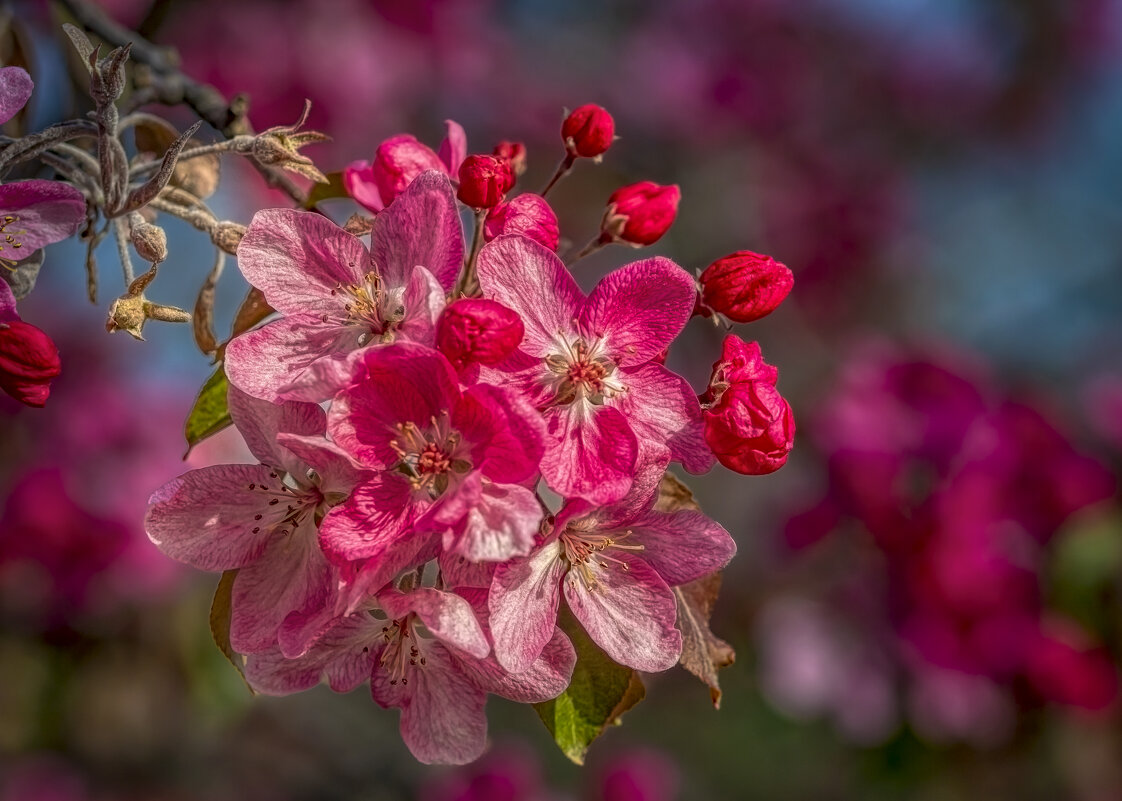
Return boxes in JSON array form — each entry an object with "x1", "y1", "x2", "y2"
[
  {"x1": 439, "y1": 552, "x2": 497, "y2": 589},
  {"x1": 226, "y1": 384, "x2": 326, "y2": 474},
  {"x1": 615, "y1": 363, "x2": 714, "y2": 473},
  {"x1": 277, "y1": 595, "x2": 342, "y2": 659},
  {"x1": 0, "y1": 280, "x2": 16, "y2": 322},
  {"x1": 237, "y1": 209, "x2": 368, "y2": 315},
  {"x1": 476, "y1": 236, "x2": 583, "y2": 357},
  {"x1": 395, "y1": 264, "x2": 446, "y2": 346},
  {"x1": 342, "y1": 160, "x2": 385, "y2": 213},
  {"x1": 626, "y1": 510, "x2": 736, "y2": 586},
  {"x1": 328, "y1": 343, "x2": 460, "y2": 468},
  {"x1": 457, "y1": 626, "x2": 576, "y2": 703},
  {"x1": 564, "y1": 553, "x2": 682, "y2": 672},
  {"x1": 438, "y1": 119, "x2": 468, "y2": 176},
  {"x1": 0, "y1": 66, "x2": 33, "y2": 125},
  {"x1": 540, "y1": 403, "x2": 637, "y2": 504},
  {"x1": 224, "y1": 314, "x2": 366, "y2": 403},
  {"x1": 273, "y1": 433, "x2": 367, "y2": 496},
  {"x1": 452, "y1": 482, "x2": 542, "y2": 563},
  {"x1": 379, "y1": 587, "x2": 489, "y2": 659},
  {"x1": 0, "y1": 180, "x2": 86, "y2": 258},
  {"x1": 145, "y1": 465, "x2": 281, "y2": 571},
  {"x1": 230, "y1": 519, "x2": 333, "y2": 654},
  {"x1": 580, "y1": 257, "x2": 696, "y2": 367},
  {"x1": 488, "y1": 540, "x2": 567, "y2": 673},
  {"x1": 370, "y1": 170, "x2": 464, "y2": 291},
  {"x1": 337, "y1": 532, "x2": 441, "y2": 615},
  {"x1": 246, "y1": 613, "x2": 381, "y2": 695},
  {"x1": 372, "y1": 644, "x2": 487, "y2": 765}
]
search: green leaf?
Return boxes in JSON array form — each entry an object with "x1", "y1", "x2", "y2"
[
  {"x1": 302, "y1": 170, "x2": 348, "y2": 209},
  {"x1": 533, "y1": 606, "x2": 646, "y2": 764},
  {"x1": 183, "y1": 364, "x2": 232, "y2": 456},
  {"x1": 209, "y1": 569, "x2": 254, "y2": 692}
]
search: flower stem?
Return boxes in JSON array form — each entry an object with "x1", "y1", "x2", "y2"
[
  {"x1": 456, "y1": 210, "x2": 487, "y2": 297},
  {"x1": 566, "y1": 235, "x2": 608, "y2": 267},
  {"x1": 540, "y1": 154, "x2": 576, "y2": 198}
]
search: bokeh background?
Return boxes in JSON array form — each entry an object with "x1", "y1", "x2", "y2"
[{"x1": 3, "y1": 0, "x2": 1122, "y2": 798}]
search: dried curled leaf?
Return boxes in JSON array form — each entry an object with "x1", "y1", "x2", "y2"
[
  {"x1": 193, "y1": 251, "x2": 224, "y2": 357},
  {"x1": 135, "y1": 119, "x2": 221, "y2": 199},
  {"x1": 121, "y1": 121, "x2": 203, "y2": 215},
  {"x1": 674, "y1": 573, "x2": 735, "y2": 708}
]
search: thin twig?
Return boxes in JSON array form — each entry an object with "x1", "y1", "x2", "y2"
[{"x1": 113, "y1": 216, "x2": 135, "y2": 283}]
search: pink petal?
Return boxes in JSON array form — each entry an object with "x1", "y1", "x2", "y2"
[
  {"x1": 329, "y1": 343, "x2": 460, "y2": 469},
  {"x1": 396, "y1": 264, "x2": 446, "y2": 346},
  {"x1": 342, "y1": 160, "x2": 385, "y2": 213},
  {"x1": 317, "y1": 474, "x2": 419, "y2": 564},
  {"x1": 0, "y1": 180, "x2": 86, "y2": 258},
  {"x1": 379, "y1": 587, "x2": 489, "y2": 659},
  {"x1": 540, "y1": 404, "x2": 637, "y2": 505},
  {"x1": 372, "y1": 644, "x2": 487, "y2": 765},
  {"x1": 455, "y1": 383, "x2": 545, "y2": 485},
  {"x1": 615, "y1": 363, "x2": 714, "y2": 473},
  {"x1": 449, "y1": 480, "x2": 542, "y2": 563},
  {"x1": 626, "y1": 510, "x2": 736, "y2": 586},
  {"x1": 439, "y1": 551, "x2": 497, "y2": 589},
  {"x1": 488, "y1": 540, "x2": 567, "y2": 673},
  {"x1": 246, "y1": 613, "x2": 381, "y2": 695},
  {"x1": 476, "y1": 236, "x2": 583, "y2": 357},
  {"x1": 236, "y1": 209, "x2": 368, "y2": 315},
  {"x1": 227, "y1": 384, "x2": 326, "y2": 475},
  {"x1": 230, "y1": 520, "x2": 333, "y2": 654},
  {"x1": 0, "y1": 280, "x2": 17, "y2": 322},
  {"x1": 438, "y1": 119, "x2": 468, "y2": 176},
  {"x1": 0, "y1": 66, "x2": 33, "y2": 125},
  {"x1": 273, "y1": 433, "x2": 367, "y2": 496},
  {"x1": 145, "y1": 464, "x2": 281, "y2": 571},
  {"x1": 580, "y1": 257, "x2": 696, "y2": 367},
  {"x1": 564, "y1": 553, "x2": 682, "y2": 672},
  {"x1": 224, "y1": 314, "x2": 366, "y2": 403},
  {"x1": 458, "y1": 627, "x2": 576, "y2": 703},
  {"x1": 370, "y1": 170, "x2": 464, "y2": 291}
]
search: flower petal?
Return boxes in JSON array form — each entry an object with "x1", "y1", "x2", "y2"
[
  {"x1": 476, "y1": 236, "x2": 583, "y2": 357},
  {"x1": 438, "y1": 119, "x2": 468, "y2": 176},
  {"x1": 246, "y1": 613, "x2": 381, "y2": 695},
  {"x1": 488, "y1": 540, "x2": 567, "y2": 673},
  {"x1": 628, "y1": 510, "x2": 736, "y2": 586},
  {"x1": 237, "y1": 209, "x2": 368, "y2": 315},
  {"x1": 380, "y1": 587, "x2": 489, "y2": 659},
  {"x1": 0, "y1": 180, "x2": 86, "y2": 257},
  {"x1": 226, "y1": 384, "x2": 326, "y2": 474},
  {"x1": 615, "y1": 363, "x2": 713, "y2": 474},
  {"x1": 540, "y1": 403, "x2": 637, "y2": 505},
  {"x1": 564, "y1": 553, "x2": 682, "y2": 672},
  {"x1": 0, "y1": 66, "x2": 33, "y2": 125},
  {"x1": 370, "y1": 170, "x2": 464, "y2": 291},
  {"x1": 580, "y1": 257, "x2": 695, "y2": 367}
]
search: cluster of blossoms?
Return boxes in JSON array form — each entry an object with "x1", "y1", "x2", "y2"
[
  {"x1": 759, "y1": 345, "x2": 1118, "y2": 745},
  {"x1": 146, "y1": 106, "x2": 796, "y2": 763}
]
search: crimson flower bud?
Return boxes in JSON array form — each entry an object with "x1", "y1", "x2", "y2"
[
  {"x1": 457, "y1": 155, "x2": 515, "y2": 209},
  {"x1": 699, "y1": 250, "x2": 794, "y2": 323},
  {"x1": 484, "y1": 194, "x2": 560, "y2": 252},
  {"x1": 371, "y1": 134, "x2": 445, "y2": 207},
  {"x1": 0, "y1": 319, "x2": 61, "y2": 407},
  {"x1": 492, "y1": 141, "x2": 528, "y2": 176},
  {"x1": 562, "y1": 104, "x2": 615, "y2": 158},
  {"x1": 702, "y1": 335, "x2": 794, "y2": 474},
  {"x1": 436, "y1": 298, "x2": 524, "y2": 372},
  {"x1": 601, "y1": 182, "x2": 680, "y2": 247}
]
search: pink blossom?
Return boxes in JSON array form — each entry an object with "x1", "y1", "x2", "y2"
[
  {"x1": 476, "y1": 236, "x2": 711, "y2": 504},
  {"x1": 344, "y1": 120, "x2": 467, "y2": 213},
  {"x1": 146, "y1": 387, "x2": 367, "y2": 656},
  {"x1": 246, "y1": 585, "x2": 574, "y2": 765},
  {"x1": 225, "y1": 171, "x2": 462, "y2": 402},
  {"x1": 0, "y1": 179, "x2": 86, "y2": 266},
  {"x1": 322, "y1": 343, "x2": 546, "y2": 607},
  {"x1": 489, "y1": 475, "x2": 734, "y2": 673},
  {"x1": 483, "y1": 194, "x2": 560, "y2": 252}
]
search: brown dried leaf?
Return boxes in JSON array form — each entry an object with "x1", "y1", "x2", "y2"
[
  {"x1": 655, "y1": 471, "x2": 700, "y2": 513},
  {"x1": 674, "y1": 572, "x2": 735, "y2": 709},
  {"x1": 215, "y1": 286, "x2": 273, "y2": 362},
  {"x1": 135, "y1": 120, "x2": 221, "y2": 200},
  {"x1": 343, "y1": 213, "x2": 374, "y2": 237},
  {"x1": 193, "y1": 251, "x2": 224, "y2": 356}
]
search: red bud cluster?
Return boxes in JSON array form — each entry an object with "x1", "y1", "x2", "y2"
[{"x1": 457, "y1": 155, "x2": 516, "y2": 209}]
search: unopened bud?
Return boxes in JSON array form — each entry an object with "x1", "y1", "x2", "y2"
[
  {"x1": 372, "y1": 135, "x2": 445, "y2": 208},
  {"x1": 211, "y1": 222, "x2": 247, "y2": 255},
  {"x1": 601, "y1": 182, "x2": 680, "y2": 247},
  {"x1": 484, "y1": 194, "x2": 560, "y2": 252},
  {"x1": 0, "y1": 319, "x2": 61, "y2": 407},
  {"x1": 698, "y1": 250, "x2": 794, "y2": 323},
  {"x1": 457, "y1": 155, "x2": 515, "y2": 209},
  {"x1": 492, "y1": 141, "x2": 527, "y2": 176},
  {"x1": 436, "y1": 298, "x2": 524, "y2": 373},
  {"x1": 562, "y1": 104, "x2": 615, "y2": 159},
  {"x1": 129, "y1": 217, "x2": 168, "y2": 264}
]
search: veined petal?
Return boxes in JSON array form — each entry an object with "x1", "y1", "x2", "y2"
[
  {"x1": 145, "y1": 464, "x2": 280, "y2": 571},
  {"x1": 564, "y1": 552, "x2": 682, "y2": 672},
  {"x1": 379, "y1": 587, "x2": 489, "y2": 659},
  {"x1": 580, "y1": 257, "x2": 695, "y2": 367},
  {"x1": 370, "y1": 170, "x2": 464, "y2": 291},
  {"x1": 246, "y1": 613, "x2": 381, "y2": 695},
  {"x1": 0, "y1": 66, "x2": 33, "y2": 125},
  {"x1": 227, "y1": 384, "x2": 326, "y2": 475},
  {"x1": 274, "y1": 433, "x2": 367, "y2": 497},
  {"x1": 456, "y1": 383, "x2": 545, "y2": 485},
  {"x1": 476, "y1": 236, "x2": 583, "y2": 357},
  {"x1": 237, "y1": 209, "x2": 369, "y2": 315},
  {"x1": 0, "y1": 180, "x2": 85, "y2": 258},
  {"x1": 540, "y1": 403, "x2": 637, "y2": 505},
  {"x1": 627, "y1": 510, "x2": 736, "y2": 587},
  {"x1": 615, "y1": 363, "x2": 714, "y2": 474},
  {"x1": 224, "y1": 314, "x2": 366, "y2": 404},
  {"x1": 317, "y1": 474, "x2": 419, "y2": 565},
  {"x1": 488, "y1": 540, "x2": 567, "y2": 673},
  {"x1": 396, "y1": 264, "x2": 446, "y2": 346}
]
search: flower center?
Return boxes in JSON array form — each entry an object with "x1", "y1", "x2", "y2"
[
  {"x1": 391, "y1": 413, "x2": 471, "y2": 498},
  {"x1": 380, "y1": 615, "x2": 427, "y2": 686},
  {"x1": 323, "y1": 270, "x2": 406, "y2": 344},
  {"x1": 559, "y1": 525, "x2": 644, "y2": 591},
  {"x1": 244, "y1": 469, "x2": 323, "y2": 538},
  {"x1": 544, "y1": 335, "x2": 626, "y2": 407},
  {"x1": 0, "y1": 215, "x2": 27, "y2": 270}
]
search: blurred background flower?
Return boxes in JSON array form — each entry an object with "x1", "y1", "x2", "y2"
[{"x1": 2, "y1": 0, "x2": 1121, "y2": 798}]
